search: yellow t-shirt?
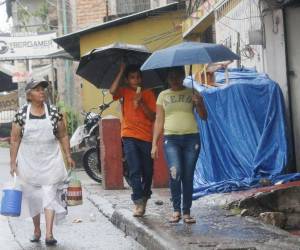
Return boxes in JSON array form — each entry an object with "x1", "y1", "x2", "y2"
[{"x1": 157, "y1": 88, "x2": 199, "y2": 135}]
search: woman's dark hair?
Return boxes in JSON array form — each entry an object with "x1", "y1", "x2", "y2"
[
  {"x1": 167, "y1": 66, "x2": 185, "y2": 77},
  {"x1": 124, "y1": 64, "x2": 142, "y2": 78}
]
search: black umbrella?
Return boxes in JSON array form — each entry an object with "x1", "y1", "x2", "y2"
[{"x1": 76, "y1": 42, "x2": 164, "y2": 89}]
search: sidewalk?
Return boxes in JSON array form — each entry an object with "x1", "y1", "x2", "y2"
[
  {"x1": 0, "y1": 148, "x2": 20, "y2": 250},
  {"x1": 82, "y1": 176, "x2": 300, "y2": 250}
]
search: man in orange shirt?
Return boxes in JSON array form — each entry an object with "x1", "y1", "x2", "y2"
[{"x1": 110, "y1": 64, "x2": 156, "y2": 217}]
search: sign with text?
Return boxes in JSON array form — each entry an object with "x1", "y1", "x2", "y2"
[
  {"x1": 0, "y1": 33, "x2": 59, "y2": 60},
  {"x1": 0, "y1": 91, "x2": 18, "y2": 112}
]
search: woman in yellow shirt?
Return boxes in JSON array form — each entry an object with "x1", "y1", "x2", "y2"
[{"x1": 151, "y1": 66, "x2": 207, "y2": 224}]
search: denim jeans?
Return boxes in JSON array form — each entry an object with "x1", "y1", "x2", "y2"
[
  {"x1": 163, "y1": 133, "x2": 200, "y2": 215},
  {"x1": 122, "y1": 137, "x2": 153, "y2": 204}
]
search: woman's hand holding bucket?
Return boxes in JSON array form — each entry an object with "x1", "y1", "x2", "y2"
[
  {"x1": 66, "y1": 155, "x2": 76, "y2": 170},
  {"x1": 10, "y1": 161, "x2": 18, "y2": 177}
]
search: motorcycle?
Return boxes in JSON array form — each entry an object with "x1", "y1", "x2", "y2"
[{"x1": 70, "y1": 91, "x2": 130, "y2": 185}]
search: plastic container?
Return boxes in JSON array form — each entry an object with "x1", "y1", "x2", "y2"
[
  {"x1": 0, "y1": 174, "x2": 22, "y2": 217},
  {"x1": 67, "y1": 171, "x2": 82, "y2": 206}
]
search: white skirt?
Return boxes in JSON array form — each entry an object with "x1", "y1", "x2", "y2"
[{"x1": 20, "y1": 180, "x2": 68, "y2": 224}]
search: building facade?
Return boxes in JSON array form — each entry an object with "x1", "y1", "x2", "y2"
[
  {"x1": 55, "y1": 2, "x2": 185, "y2": 115},
  {"x1": 6, "y1": 0, "x2": 79, "y2": 110},
  {"x1": 182, "y1": 0, "x2": 300, "y2": 171}
]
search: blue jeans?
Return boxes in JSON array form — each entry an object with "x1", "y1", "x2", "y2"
[
  {"x1": 163, "y1": 134, "x2": 200, "y2": 215},
  {"x1": 122, "y1": 137, "x2": 153, "y2": 204}
]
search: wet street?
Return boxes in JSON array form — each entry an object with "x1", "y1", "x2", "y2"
[{"x1": 0, "y1": 148, "x2": 144, "y2": 250}]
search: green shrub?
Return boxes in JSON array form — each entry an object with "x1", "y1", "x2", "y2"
[{"x1": 57, "y1": 101, "x2": 80, "y2": 136}]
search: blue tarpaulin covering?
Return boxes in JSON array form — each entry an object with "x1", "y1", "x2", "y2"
[{"x1": 184, "y1": 68, "x2": 300, "y2": 199}]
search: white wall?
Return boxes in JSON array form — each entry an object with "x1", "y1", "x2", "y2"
[
  {"x1": 151, "y1": 0, "x2": 168, "y2": 8},
  {"x1": 215, "y1": 0, "x2": 264, "y2": 71},
  {"x1": 259, "y1": 8, "x2": 296, "y2": 170},
  {"x1": 263, "y1": 9, "x2": 288, "y2": 104}
]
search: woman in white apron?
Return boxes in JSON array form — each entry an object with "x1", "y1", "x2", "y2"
[{"x1": 10, "y1": 79, "x2": 75, "y2": 246}]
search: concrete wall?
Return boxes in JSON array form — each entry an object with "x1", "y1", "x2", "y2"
[
  {"x1": 285, "y1": 7, "x2": 300, "y2": 171},
  {"x1": 263, "y1": 9, "x2": 289, "y2": 107},
  {"x1": 262, "y1": 9, "x2": 294, "y2": 170}
]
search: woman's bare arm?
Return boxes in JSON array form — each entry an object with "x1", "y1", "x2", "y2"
[
  {"x1": 10, "y1": 123, "x2": 22, "y2": 176},
  {"x1": 193, "y1": 93, "x2": 208, "y2": 120},
  {"x1": 110, "y1": 63, "x2": 125, "y2": 96},
  {"x1": 151, "y1": 105, "x2": 165, "y2": 159},
  {"x1": 57, "y1": 120, "x2": 75, "y2": 168}
]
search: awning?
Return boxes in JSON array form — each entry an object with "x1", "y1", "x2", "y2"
[
  {"x1": 46, "y1": 49, "x2": 74, "y2": 60},
  {"x1": 183, "y1": 11, "x2": 214, "y2": 39},
  {"x1": 182, "y1": 0, "x2": 222, "y2": 39}
]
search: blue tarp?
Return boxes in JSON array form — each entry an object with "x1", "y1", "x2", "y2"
[{"x1": 184, "y1": 68, "x2": 300, "y2": 199}]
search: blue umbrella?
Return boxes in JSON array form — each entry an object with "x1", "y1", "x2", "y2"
[
  {"x1": 140, "y1": 41, "x2": 240, "y2": 89},
  {"x1": 141, "y1": 42, "x2": 240, "y2": 70}
]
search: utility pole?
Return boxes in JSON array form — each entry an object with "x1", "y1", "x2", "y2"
[
  {"x1": 236, "y1": 32, "x2": 241, "y2": 68},
  {"x1": 106, "y1": 0, "x2": 109, "y2": 21},
  {"x1": 15, "y1": 60, "x2": 28, "y2": 107},
  {"x1": 62, "y1": 0, "x2": 74, "y2": 133},
  {"x1": 62, "y1": 0, "x2": 73, "y2": 107}
]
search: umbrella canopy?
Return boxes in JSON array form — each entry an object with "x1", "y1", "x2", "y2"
[
  {"x1": 76, "y1": 42, "x2": 164, "y2": 89},
  {"x1": 141, "y1": 41, "x2": 240, "y2": 71}
]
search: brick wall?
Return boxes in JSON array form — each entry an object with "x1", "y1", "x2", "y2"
[{"x1": 76, "y1": 0, "x2": 107, "y2": 29}]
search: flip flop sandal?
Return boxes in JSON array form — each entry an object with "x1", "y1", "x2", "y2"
[
  {"x1": 45, "y1": 237, "x2": 57, "y2": 246},
  {"x1": 30, "y1": 234, "x2": 41, "y2": 243},
  {"x1": 183, "y1": 215, "x2": 196, "y2": 224},
  {"x1": 169, "y1": 213, "x2": 182, "y2": 223}
]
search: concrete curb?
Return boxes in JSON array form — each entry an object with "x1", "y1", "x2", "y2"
[
  {"x1": 111, "y1": 209, "x2": 177, "y2": 250},
  {"x1": 85, "y1": 186, "x2": 300, "y2": 250},
  {"x1": 86, "y1": 191, "x2": 179, "y2": 250}
]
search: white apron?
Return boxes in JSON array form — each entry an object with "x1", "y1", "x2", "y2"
[
  {"x1": 17, "y1": 103, "x2": 68, "y2": 223},
  {"x1": 18, "y1": 103, "x2": 67, "y2": 185}
]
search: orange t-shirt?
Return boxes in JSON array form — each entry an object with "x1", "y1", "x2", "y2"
[{"x1": 113, "y1": 87, "x2": 156, "y2": 142}]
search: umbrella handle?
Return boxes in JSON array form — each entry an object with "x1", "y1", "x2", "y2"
[
  {"x1": 123, "y1": 54, "x2": 127, "y2": 64},
  {"x1": 89, "y1": 49, "x2": 97, "y2": 55},
  {"x1": 87, "y1": 49, "x2": 97, "y2": 60},
  {"x1": 189, "y1": 65, "x2": 194, "y2": 94},
  {"x1": 225, "y1": 67, "x2": 229, "y2": 84}
]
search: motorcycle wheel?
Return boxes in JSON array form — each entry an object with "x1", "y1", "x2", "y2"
[{"x1": 83, "y1": 147, "x2": 102, "y2": 183}]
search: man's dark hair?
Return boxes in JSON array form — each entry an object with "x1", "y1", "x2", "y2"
[{"x1": 124, "y1": 64, "x2": 142, "y2": 78}]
